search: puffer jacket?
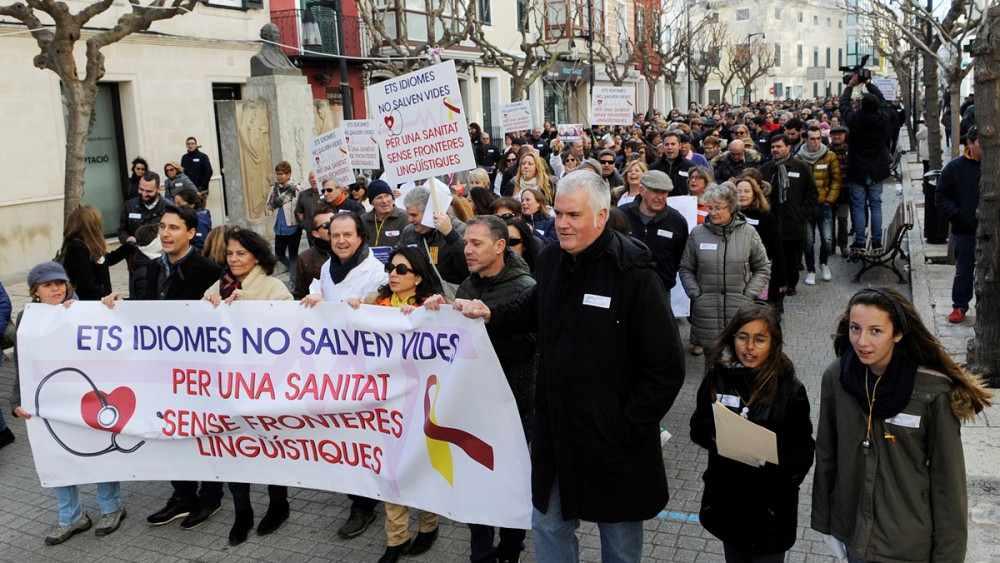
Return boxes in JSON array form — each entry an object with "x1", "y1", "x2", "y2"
[
  {"x1": 679, "y1": 213, "x2": 771, "y2": 347},
  {"x1": 798, "y1": 148, "x2": 842, "y2": 205},
  {"x1": 812, "y1": 360, "x2": 974, "y2": 563}
]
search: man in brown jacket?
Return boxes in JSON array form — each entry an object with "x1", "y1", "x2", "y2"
[
  {"x1": 797, "y1": 126, "x2": 841, "y2": 284},
  {"x1": 293, "y1": 207, "x2": 334, "y2": 299}
]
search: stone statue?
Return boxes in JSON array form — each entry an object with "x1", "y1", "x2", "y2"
[
  {"x1": 314, "y1": 100, "x2": 334, "y2": 135},
  {"x1": 236, "y1": 99, "x2": 273, "y2": 220},
  {"x1": 250, "y1": 23, "x2": 300, "y2": 77}
]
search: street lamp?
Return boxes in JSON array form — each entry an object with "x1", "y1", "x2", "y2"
[
  {"x1": 301, "y1": 0, "x2": 353, "y2": 119},
  {"x1": 746, "y1": 32, "x2": 765, "y2": 103}
]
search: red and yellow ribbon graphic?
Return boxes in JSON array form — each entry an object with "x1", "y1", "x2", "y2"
[
  {"x1": 443, "y1": 98, "x2": 461, "y2": 120},
  {"x1": 423, "y1": 375, "x2": 494, "y2": 487}
]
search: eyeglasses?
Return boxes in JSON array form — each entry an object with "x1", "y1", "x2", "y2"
[
  {"x1": 506, "y1": 157, "x2": 517, "y2": 163},
  {"x1": 135, "y1": 166, "x2": 146, "y2": 171},
  {"x1": 384, "y1": 263, "x2": 413, "y2": 275},
  {"x1": 165, "y1": 167, "x2": 175, "y2": 172},
  {"x1": 318, "y1": 222, "x2": 331, "y2": 230},
  {"x1": 600, "y1": 160, "x2": 615, "y2": 165},
  {"x1": 734, "y1": 130, "x2": 748, "y2": 136},
  {"x1": 322, "y1": 188, "x2": 336, "y2": 193},
  {"x1": 508, "y1": 237, "x2": 523, "y2": 246},
  {"x1": 735, "y1": 333, "x2": 771, "y2": 349},
  {"x1": 498, "y1": 213, "x2": 516, "y2": 220},
  {"x1": 350, "y1": 186, "x2": 364, "y2": 191},
  {"x1": 565, "y1": 157, "x2": 578, "y2": 162}
]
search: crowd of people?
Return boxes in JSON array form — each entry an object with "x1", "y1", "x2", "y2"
[{"x1": 0, "y1": 75, "x2": 991, "y2": 563}]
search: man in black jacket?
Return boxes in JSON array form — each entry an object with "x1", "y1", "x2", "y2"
[
  {"x1": 451, "y1": 170, "x2": 686, "y2": 562},
  {"x1": 118, "y1": 171, "x2": 166, "y2": 245},
  {"x1": 840, "y1": 75, "x2": 893, "y2": 249},
  {"x1": 649, "y1": 130, "x2": 693, "y2": 195},
  {"x1": 453, "y1": 215, "x2": 536, "y2": 563},
  {"x1": 102, "y1": 204, "x2": 224, "y2": 529},
  {"x1": 622, "y1": 170, "x2": 689, "y2": 290},
  {"x1": 936, "y1": 126, "x2": 981, "y2": 324},
  {"x1": 397, "y1": 186, "x2": 468, "y2": 286},
  {"x1": 181, "y1": 137, "x2": 213, "y2": 194}
]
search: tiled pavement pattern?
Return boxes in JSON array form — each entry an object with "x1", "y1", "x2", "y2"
[{"x1": 2, "y1": 138, "x2": 996, "y2": 562}]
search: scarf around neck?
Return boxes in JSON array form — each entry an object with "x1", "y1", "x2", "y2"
[
  {"x1": 219, "y1": 270, "x2": 241, "y2": 299},
  {"x1": 773, "y1": 154, "x2": 791, "y2": 204},
  {"x1": 796, "y1": 142, "x2": 829, "y2": 166},
  {"x1": 328, "y1": 243, "x2": 369, "y2": 284},
  {"x1": 839, "y1": 348, "x2": 917, "y2": 419}
]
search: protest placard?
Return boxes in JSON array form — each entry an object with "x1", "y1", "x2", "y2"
[
  {"x1": 342, "y1": 119, "x2": 381, "y2": 170},
  {"x1": 591, "y1": 86, "x2": 636, "y2": 125},
  {"x1": 870, "y1": 77, "x2": 898, "y2": 101},
  {"x1": 310, "y1": 126, "x2": 355, "y2": 187},
  {"x1": 667, "y1": 195, "x2": 698, "y2": 318},
  {"x1": 499, "y1": 101, "x2": 533, "y2": 133},
  {"x1": 18, "y1": 301, "x2": 532, "y2": 528},
  {"x1": 368, "y1": 60, "x2": 476, "y2": 186},
  {"x1": 557, "y1": 123, "x2": 584, "y2": 142}
]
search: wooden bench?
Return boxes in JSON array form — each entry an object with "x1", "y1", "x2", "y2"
[{"x1": 848, "y1": 200, "x2": 916, "y2": 283}]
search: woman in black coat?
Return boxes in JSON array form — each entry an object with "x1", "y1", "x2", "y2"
[
  {"x1": 690, "y1": 303, "x2": 814, "y2": 562},
  {"x1": 736, "y1": 172, "x2": 786, "y2": 312},
  {"x1": 60, "y1": 205, "x2": 133, "y2": 300}
]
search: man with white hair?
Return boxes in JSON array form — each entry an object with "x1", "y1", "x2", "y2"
[{"x1": 451, "y1": 170, "x2": 686, "y2": 563}]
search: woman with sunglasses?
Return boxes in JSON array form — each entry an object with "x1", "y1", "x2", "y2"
[
  {"x1": 127, "y1": 157, "x2": 149, "y2": 199},
  {"x1": 813, "y1": 288, "x2": 992, "y2": 563},
  {"x1": 347, "y1": 247, "x2": 444, "y2": 562},
  {"x1": 350, "y1": 176, "x2": 373, "y2": 211},
  {"x1": 503, "y1": 218, "x2": 539, "y2": 276},
  {"x1": 691, "y1": 303, "x2": 814, "y2": 563},
  {"x1": 163, "y1": 162, "x2": 198, "y2": 200},
  {"x1": 493, "y1": 150, "x2": 519, "y2": 195}
]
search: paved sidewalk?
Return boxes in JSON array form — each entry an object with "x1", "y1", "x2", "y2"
[{"x1": 0, "y1": 138, "x2": 995, "y2": 561}]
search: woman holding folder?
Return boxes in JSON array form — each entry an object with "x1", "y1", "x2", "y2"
[{"x1": 690, "y1": 303, "x2": 815, "y2": 562}]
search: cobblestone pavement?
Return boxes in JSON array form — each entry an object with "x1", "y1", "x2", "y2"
[{"x1": 2, "y1": 137, "x2": 991, "y2": 562}]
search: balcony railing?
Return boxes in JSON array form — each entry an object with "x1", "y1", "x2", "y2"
[{"x1": 271, "y1": 8, "x2": 370, "y2": 58}]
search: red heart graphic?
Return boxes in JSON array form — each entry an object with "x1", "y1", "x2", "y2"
[
  {"x1": 81, "y1": 387, "x2": 136, "y2": 434},
  {"x1": 384, "y1": 115, "x2": 395, "y2": 129},
  {"x1": 345, "y1": 136, "x2": 351, "y2": 144},
  {"x1": 597, "y1": 99, "x2": 603, "y2": 104}
]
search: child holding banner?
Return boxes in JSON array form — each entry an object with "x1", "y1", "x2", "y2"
[
  {"x1": 348, "y1": 246, "x2": 444, "y2": 562},
  {"x1": 12, "y1": 262, "x2": 127, "y2": 545}
]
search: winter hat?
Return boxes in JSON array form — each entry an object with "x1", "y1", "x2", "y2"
[
  {"x1": 367, "y1": 179, "x2": 393, "y2": 204},
  {"x1": 28, "y1": 261, "x2": 69, "y2": 287}
]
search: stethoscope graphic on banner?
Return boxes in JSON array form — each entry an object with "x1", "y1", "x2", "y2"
[{"x1": 34, "y1": 367, "x2": 145, "y2": 456}]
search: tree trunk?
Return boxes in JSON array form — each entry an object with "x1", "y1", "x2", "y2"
[
  {"x1": 646, "y1": 76, "x2": 657, "y2": 115},
  {"x1": 949, "y1": 78, "x2": 963, "y2": 159},
  {"x1": 923, "y1": 52, "x2": 943, "y2": 170},
  {"x1": 61, "y1": 77, "x2": 98, "y2": 222},
  {"x1": 967, "y1": 5, "x2": 1000, "y2": 383},
  {"x1": 898, "y1": 68, "x2": 917, "y2": 150}
]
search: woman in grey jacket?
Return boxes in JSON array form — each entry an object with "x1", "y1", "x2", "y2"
[
  {"x1": 679, "y1": 182, "x2": 771, "y2": 355},
  {"x1": 812, "y1": 287, "x2": 992, "y2": 562}
]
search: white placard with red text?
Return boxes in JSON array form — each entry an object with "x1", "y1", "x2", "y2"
[
  {"x1": 591, "y1": 86, "x2": 636, "y2": 125},
  {"x1": 17, "y1": 301, "x2": 532, "y2": 528},
  {"x1": 368, "y1": 60, "x2": 476, "y2": 186},
  {"x1": 310, "y1": 127, "x2": 356, "y2": 187},
  {"x1": 499, "y1": 101, "x2": 534, "y2": 133},
  {"x1": 342, "y1": 119, "x2": 382, "y2": 170}
]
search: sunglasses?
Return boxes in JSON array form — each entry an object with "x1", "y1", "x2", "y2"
[
  {"x1": 318, "y1": 221, "x2": 331, "y2": 230},
  {"x1": 566, "y1": 157, "x2": 578, "y2": 162},
  {"x1": 351, "y1": 186, "x2": 364, "y2": 191},
  {"x1": 508, "y1": 237, "x2": 523, "y2": 246},
  {"x1": 384, "y1": 263, "x2": 413, "y2": 275},
  {"x1": 134, "y1": 166, "x2": 146, "y2": 171},
  {"x1": 498, "y1": 213, "x2": 516, "y2": 220},
  {"x1": 600, "y1": 160, "x2": 615, "y2": 165},
  {"x1": 322, "y1": 188, "x2": 336, "y2": 193}
]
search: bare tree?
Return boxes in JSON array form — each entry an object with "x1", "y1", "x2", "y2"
[
  {"x1": 967, "y1": 3, "x2": 1000, "y2": 383},
  {"x1": 356, "y1": 0, "x2": 475, "y2": 76},
  {"x1": 633, "y1": 0, "x2": 669, "y2": 113},
  {"x1": 469, "y1": 0, "x2": 569, "y2": 101},
  {"x1": 647, "y1": 0, "x2": 689, "y2": 110},
  {"x1": 728, "y1": 39, "x2": 777, "y2": 103},
  {"x1": 863, "y1": 14, "x2": 920, "y2": 150},
  {"x1": 0, "y1": 0, "x2": 198, "y2": 221},
  {"x1": 689, "y1": 19, "x2": 727, "y2": 105}
]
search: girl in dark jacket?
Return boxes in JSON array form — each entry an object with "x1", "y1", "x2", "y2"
[
  {"x1": 60, "y1": 205, "x2": 134, "y2": 300},
  {"x1": 691, "y1": 303, "x2": 815, "y2": 562}
]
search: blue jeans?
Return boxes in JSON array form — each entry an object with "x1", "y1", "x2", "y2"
[
  {"x1": 849, "y1": 181, "x2": 884, "y2": 245},
  {"x1": 54, "y1": 482, "x2": 121, "y2": 526},
  {"x1": 532, "y1": 483, "x2": 644, "y2": 563},
  {"x1": 805, "y1": 204, "x2": 834, "y2": 271},
  {"x1": 951, "y1": 233, "x2": 975, "y2": 310}
]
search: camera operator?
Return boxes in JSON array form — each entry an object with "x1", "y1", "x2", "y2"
[{"x1": 839, "y1": 72, "x2": 893, "y2": 251}]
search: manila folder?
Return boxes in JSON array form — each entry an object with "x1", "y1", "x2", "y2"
[{"x1": 712, "y1": 401, "x2": 779, "y2": 467}]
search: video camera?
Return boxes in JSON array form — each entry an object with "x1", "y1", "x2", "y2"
[{"x1": 840, "y1": 54, "x2": 872, "y2": 85}]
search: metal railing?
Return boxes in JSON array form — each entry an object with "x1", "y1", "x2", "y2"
[{"x1": 270, "y1": 8, "x2": 370, "y2": 58}]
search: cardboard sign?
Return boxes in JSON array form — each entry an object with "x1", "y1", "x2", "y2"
[
  {"x1": 591, "y1": 86, "x2": 636, "y2": 125},
  {"x1": 368, "y1": 60, "x2": 476, "y2": 186},
  {"x1": 18, "y1": 301, "x2": 532, "y2": 528},
  {"x1": 311, "y1": 127, "x2": 355, "y2": 187},
  {"x1": 499, "y1": 101, "x2": 533, "y2": 133},
  {"x1": 342, "y1": 119, "x2": 382, "y2": 170}
]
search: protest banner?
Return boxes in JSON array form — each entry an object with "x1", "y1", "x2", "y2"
[
  {"x1": 590, "y1": 86, "x2": 636, "y2": 125},
  {"x1": 870, "y1": 77, "x2": 898, "y2": 101},
  {"x1": 667, "y1": 196, "x2": 698, "y2": 318},
  {"x1": 17, "y1": 302, "x2": 532, "y2": 528},
  {"x1": 368, "y1": 60, "x2": 476, "y2": 186},
  {"x1": 557, "y1": 123, "x2": 583, "y2": 142},
  {"x1": 342, "y1": 119, "x2": 382, "y2": 170},
  {"x1": 310, "y1": 127, "x2": 355, "y2": 187},
  {"x1": 499, "y1": 101, "x2": 533, "y2": 133}
]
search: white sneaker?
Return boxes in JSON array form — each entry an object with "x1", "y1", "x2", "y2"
[
  {"x1": 821, "y1": 264, "x2": 832, "y2": 281},
  {"x1": 804, "y1": 272, "x2": 816, "y2": 285}
]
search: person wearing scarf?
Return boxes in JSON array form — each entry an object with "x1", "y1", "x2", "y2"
[
  {"x1": 795, "y1": 126, "x2": 841, "y2": 285},
  {"x1": 759, "y1": 134, "x2": 818, "y2": 300},
  {"x1": 265, "y1": 160, "x2": 304, "y2": 286},
  {"x1": 300, "y1": 213, "x2": 387, "y2": 306},
  {"x1": 812, "y1": 288, "x2": 993, "y2": 563},
  {"x1": 293, "y1": 208, "x2": 334, "y2": 300}
]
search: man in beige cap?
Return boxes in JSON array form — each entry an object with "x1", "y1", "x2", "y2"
[{"x1": 621, "y1": 170, "x2": 690, "y2": 289}]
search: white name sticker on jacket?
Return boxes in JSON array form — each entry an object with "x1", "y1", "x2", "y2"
[
  {"x1": 128, "y1": 213, "x2": 142, "y2": 219},
  {"x1": 385, "y1": 230, "x2": 400, "y2": 237},
  {"x1": 657, "y1": 229, "x2": 674, "y2": 239},
  {"x1": 717, "y1": 394, "x2": 741, "y2": 408},
  {"x1": 700, "y1": 243, "x2": 718, "y2": 250},
  {"x1": 788, "y1": 171, "x2": 801, "y2": 178},
  {"x1": 746, "y1": 218, "x2": 760, "y2": 226},
  {"x1": 885, "y1": 413, "x2": 921, "y2": 429},
  {"x1": 817, "y1": 164, "x2": 828, "y2": 169},
  {"x1": 536, "y1": 229, "x2": 545, "y2": 235},
  {"x1": 678, "y1": 170, "x2": 689, "y2": 177},
  {"x1": 193, "y1": 158, "x2": 201, "y2": 162},
  {"x1": 582, "y1": 294, "x2": 612, "y2": 309}
]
